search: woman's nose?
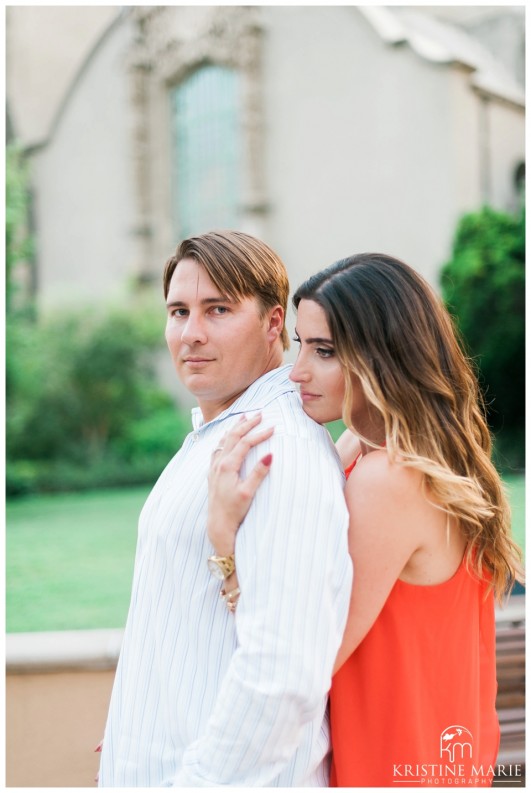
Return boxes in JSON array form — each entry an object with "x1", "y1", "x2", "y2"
[{"x1": 289, "y1": 354, "x2": 310, "y2": 383}]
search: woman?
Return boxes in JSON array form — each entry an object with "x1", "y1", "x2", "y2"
[{"x1": 207, "y1": 253, "x2": 522, "y2": 786}]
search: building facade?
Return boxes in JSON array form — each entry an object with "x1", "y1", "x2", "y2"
[{"x1": 7, "y1": 6, "x2": 525, "y2": 321}]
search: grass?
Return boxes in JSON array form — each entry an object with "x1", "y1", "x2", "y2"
[
  {"x1": 6, "y1": 486, "x2": 150, "y2": 632},
  {"x1": 6, "y1": 474, "x2": 525, "y2": 633},
  {"x1": 503, "y1": 473, "x2": 526, "y2": 561}
]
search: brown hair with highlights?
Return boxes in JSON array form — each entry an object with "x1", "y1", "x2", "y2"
[{"x1": 294, "y1": 253, "x2": 523, "y2": 600}]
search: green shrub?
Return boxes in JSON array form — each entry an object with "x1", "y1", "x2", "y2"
[
  {"x1": 7, "y1": 305, "x2": 190, "y2": 495},
  {"x1": 6, "y1": 460, "x2": 42, "y2": 497},
  {"x1": 116, "y1": 406, "x2": 191, "y2": 461},
  {"x1": 7, "y1": 455, "x2": 174, "y2": 495},
  {"x1": 440, "y1": 207, "x2": 525, "y2": 470}
]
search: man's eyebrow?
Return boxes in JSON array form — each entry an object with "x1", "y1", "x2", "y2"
[{"x1": 166, "y1": 296, "x2": 235, "y2": 307}]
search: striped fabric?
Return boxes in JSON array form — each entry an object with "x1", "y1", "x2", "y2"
[{"x1": 99, "y1": 365, "x2": 352, "y2": 787}]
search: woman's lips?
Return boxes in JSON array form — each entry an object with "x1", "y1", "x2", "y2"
[{"x1": 300, "y1": 391, "x2": 321, "y2": 402}]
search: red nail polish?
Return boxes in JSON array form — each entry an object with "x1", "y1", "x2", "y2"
[{"x1": 262, "y1": 453, "x2": 273, "y2": 466}]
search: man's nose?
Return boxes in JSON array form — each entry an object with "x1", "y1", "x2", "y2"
[{"x1": 181, "y1": 313, "x2": 208, "y2": 345}]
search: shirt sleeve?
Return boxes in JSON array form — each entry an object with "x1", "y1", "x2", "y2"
[{"x1": 172, "y1": 430, "x2": 353, "y2": 786}]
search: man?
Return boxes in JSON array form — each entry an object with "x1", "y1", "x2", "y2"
[{"x1": 99, "y1": 230, "x2": 352, "y2": 786}]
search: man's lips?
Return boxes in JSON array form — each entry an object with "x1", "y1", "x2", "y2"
[{"x1": 183, "y1": 357, "x2": 214, "y2": 367}]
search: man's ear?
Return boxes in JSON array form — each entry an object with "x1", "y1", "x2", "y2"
[{"x1": 267, "y1": 305, "x2": 284, "y2": 342}]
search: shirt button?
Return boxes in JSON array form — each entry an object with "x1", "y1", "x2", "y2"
[{"x1": 191, "y1": 432, "x2": 199, "y2": 442}]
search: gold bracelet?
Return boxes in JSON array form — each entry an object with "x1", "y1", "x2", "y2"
[{"x1": 220, "y1": 586, "x2": 241, "y2": 613}]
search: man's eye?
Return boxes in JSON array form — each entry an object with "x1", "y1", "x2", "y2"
[
  {"x1": 212, "y1": 306, "x2": 229, "y2": 315},
  {"x1": 172, "y1": 309, "x2": 188, "y2": 317}
]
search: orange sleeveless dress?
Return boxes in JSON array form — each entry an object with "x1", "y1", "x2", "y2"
[{"x1": 330, "y1": 462, "x2": 500, "y2": 787}]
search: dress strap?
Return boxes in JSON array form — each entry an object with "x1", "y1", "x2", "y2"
[{"x1": 344, "y1": 452, "x2": 363, "y2": 479}]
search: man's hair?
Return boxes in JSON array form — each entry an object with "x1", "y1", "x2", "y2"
[{"x1": 163, "y1": 230, "x2": 290, "y2": 350}]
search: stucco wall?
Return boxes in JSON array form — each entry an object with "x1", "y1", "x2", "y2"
[
  {"x1": 488, "y1": 99, "x2": 526, "y2": 213},
  {"x1": 6, "y1": 669, "x2": 113, "y2": 787},
  {"x1": 31, "y1": 14, "x2": 136, "y2": 311},
  {"x1": 6, "y1": 7, "x2": 119, "y2": 147},
  {"x1": 6, "y1": 628, "x2": 122, "y2": 787},
  {"x1": 261, "y1": 6, "x2": 457, "y2": 305}
]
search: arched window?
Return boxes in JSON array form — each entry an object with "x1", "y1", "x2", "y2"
[
  {"x1": 170, "y1": 64, "x2": 242, "y2": 239},
  {"x1": 513, "y1": 161, "x2": 525, "y2": 205}
]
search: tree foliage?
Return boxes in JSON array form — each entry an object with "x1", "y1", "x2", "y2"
[{"x1": 440, "y1": 207, "x2": 525, "y2": 468}]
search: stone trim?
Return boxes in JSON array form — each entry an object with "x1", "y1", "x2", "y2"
[
  {"x1": 6, "y1": 597, "x2": 523, "y2": 674},
  {"x1": 6, "y1": 628, "x2": 123, "y2": 673},
  {"x1": 127, "y1": 6, "x2": 269, "y2": 278}
]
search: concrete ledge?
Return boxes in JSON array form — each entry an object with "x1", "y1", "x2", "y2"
[
  {"x1": 496, "y1": 594, "x2": 525, "y2": 626},
  {"x1": 5, "y1": 595, "x2": 524, "y2": 674},
  {"x1": 6, "y1": 628, "x2": 123, "y2": 673}
]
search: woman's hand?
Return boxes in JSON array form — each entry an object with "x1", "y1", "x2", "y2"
[{"x1": 207, "y1": 413, "x2": 274, "y2": 556}]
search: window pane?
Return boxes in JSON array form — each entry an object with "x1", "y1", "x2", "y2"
[{"x1": 170, "y1": 65, "x2": 242, "y2": 239}]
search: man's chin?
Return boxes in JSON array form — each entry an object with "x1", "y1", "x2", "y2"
[
  {"x1": 180, "y1": 382, "x2": 211, "y2": 399},
  {"x1": 177, "y1": 370, "x2": 209, "y2": 387}
]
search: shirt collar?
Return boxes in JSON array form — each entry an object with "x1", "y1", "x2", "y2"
[{"x1": 191, "y1": 364, "x2": 295, "y2": 431}]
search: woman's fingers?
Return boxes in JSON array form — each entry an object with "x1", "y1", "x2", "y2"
[
  {"x1": 216, "y1": 413, "x2": 264, "y2": 455},
  {"x1": 221, "y1": 426, "x2": 274, "y2": 471},
  {"x1": 207, "y1": 424, "x2": 274, "y2": 552},
  {"x1": 211, "y1": 415, "x2": 274, "y2": 467},
  {"x1": 241, "y1": 454, "x2": 273, "y2": 500}
]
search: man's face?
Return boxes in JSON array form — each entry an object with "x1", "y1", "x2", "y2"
[{"x1": 165, "y1": 258, "x2": 282, "y2": 421}]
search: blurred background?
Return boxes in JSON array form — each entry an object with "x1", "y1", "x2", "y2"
[{"x1": 6, "y1": 5, "x2": 525, "y2": 787}]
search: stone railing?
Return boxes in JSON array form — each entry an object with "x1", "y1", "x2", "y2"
[
  {"x1": 6, "y1": 628, "x2": 123, "y2": 787},
  {"x1": 7, "y1": 597, "x2": 525, "y2": 787}
]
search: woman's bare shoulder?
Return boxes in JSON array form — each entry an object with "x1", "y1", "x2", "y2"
[
  {"x1": 346, "y1": 449, "x2": 424, "y2": 502},
  {"x1": 345, "y1": 449, "x2": 452, "y2": 566}
]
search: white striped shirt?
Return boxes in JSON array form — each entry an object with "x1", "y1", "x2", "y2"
[{"x1": 99, "y1": 365, "x2": 352, "y2": 787}]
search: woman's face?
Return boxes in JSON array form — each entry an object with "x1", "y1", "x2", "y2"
[{"x1": 289, "y1": 299, "x2": 346, "y2": 424}]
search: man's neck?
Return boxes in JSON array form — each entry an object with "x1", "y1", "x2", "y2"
[{"x1": 198, "y1": 357, "x2": 284, "y2": 424}]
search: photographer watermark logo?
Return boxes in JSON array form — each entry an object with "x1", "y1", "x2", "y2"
[
  {"x1": 392, "y1": 724, "x2": 523, "y2": 785},
  {"x1": 440, "y1": 726, "x2": 473, "y2": 763}
]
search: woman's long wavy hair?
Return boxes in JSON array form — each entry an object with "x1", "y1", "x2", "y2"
[{"x1": 293, "y1": 253, "x2": 523, "y2": 600}]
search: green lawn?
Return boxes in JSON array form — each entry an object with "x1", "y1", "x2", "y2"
[
  {"x1": 6, "y1": 474, "x2": 525, "y2": 633},
  {"x1": 503, "y1": 473, "x2": 526, "y2": 560},
  {"x1": 6, "y1": 486, "x2": 150, "y2": 632}
]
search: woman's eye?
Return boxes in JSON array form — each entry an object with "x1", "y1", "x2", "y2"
[
  {"x1": 292, "y1": 336, "x2": 301, "y2": 345},
  {"x1": 316, "y1": 347, "x2": 334, "y2": 358}
]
